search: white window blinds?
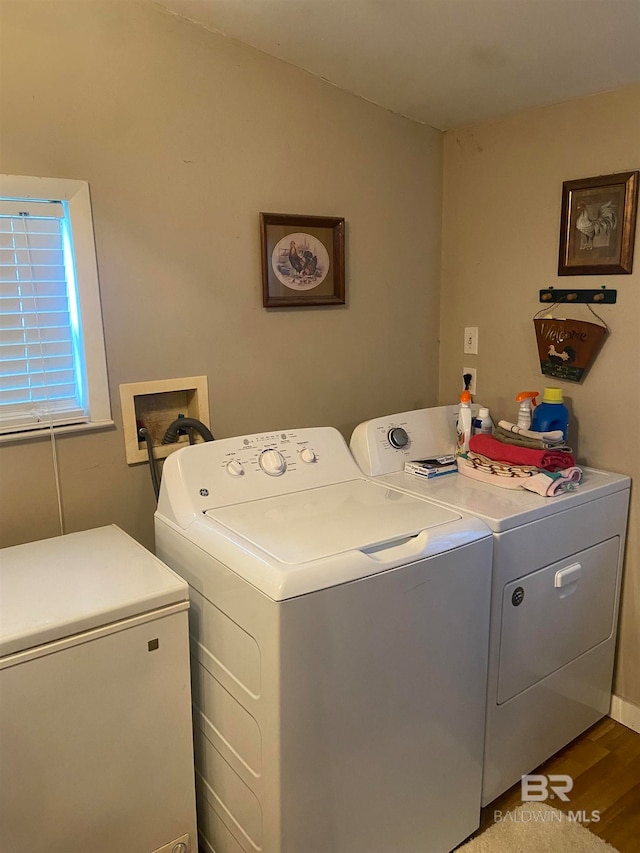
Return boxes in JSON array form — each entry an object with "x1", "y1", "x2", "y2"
[{"x1": 0, "y1": 198, "x2": 87, "y2": 433}]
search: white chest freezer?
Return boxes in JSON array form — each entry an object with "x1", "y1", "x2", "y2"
[{"x1": 0, "y1": 525, "x2": 197, "y2": 853}]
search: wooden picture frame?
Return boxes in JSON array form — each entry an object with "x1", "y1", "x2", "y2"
[
  {"x1": 558, "y1": 171, "x2": 639, "y2": 275},
  {"x1": 260, "y1": 213, "x2": 345, "y2": 307}
]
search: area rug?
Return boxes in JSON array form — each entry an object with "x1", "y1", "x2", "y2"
[{"x1": 457, "y1": 804, "x2": 620, "y2": 852}]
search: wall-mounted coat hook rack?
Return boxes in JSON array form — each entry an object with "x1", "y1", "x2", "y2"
[{"x1": 539, "y1": 287, "x2": 617, "y2": 304}]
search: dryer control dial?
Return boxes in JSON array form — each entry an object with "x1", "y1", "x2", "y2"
[
  {"x1": 225, "y1": 460, "x2": 244, "y2": 477},
  {"x1": 259, "y1": 449, "x2": 287, "y2": 476},
  {"x1": 299, "y1": 447, "x2": 317, "y2": 464},
  {"x1": 388, "y1": 427, "x2": 409, "y2": 449}
]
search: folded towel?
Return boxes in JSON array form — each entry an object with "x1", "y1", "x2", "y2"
[
  {"x1": 457, "y1": 455, "x2": 532, "y2": 489},
  {"x1": 465, "y1": 451, "x2": 538, "y2": 478},
  {"x1": 493, "y1": 425, "x2": 572, "y2": 452},
  {"x1": 497, "y1": 420, "x2": 565, "y2": 443},
  {"x1": 468, "y1": 434, "x2": 575, "y2": 472},
  {"x1": 521, "y1": 467, "x2": 583, "y2": 497},
  {"x1": 457, "y1": 455, "x2": 583, "y2": 497}
]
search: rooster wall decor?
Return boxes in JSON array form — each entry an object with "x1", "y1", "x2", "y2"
[
  {"x1": 271, "y1": 232, "x2": 329, "y2": 291},
  {"x1": 260, "y1": 212, "x2": 345, "y2": 307},
  {"x1": 558, "y1": 170, "x2": 639, "y2": 276},
  {"x1": 575, "y1": 200, "x2": 617, "y2": 251}
]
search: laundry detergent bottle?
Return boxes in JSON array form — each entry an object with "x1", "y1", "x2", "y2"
[
  {"x1": 456, "y1": 390, "x2": 473, "y2": 453},
  {"x1": 531, "y1": 387, "x2": 569, "y2": 440}
]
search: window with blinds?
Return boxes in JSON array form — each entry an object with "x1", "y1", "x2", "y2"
[
  {"x1": 0, "y1": 176, "x2": 111, "y2": 438},
  {"x1": 0, "y1": 199, "x2": 87, "y2": 431}
]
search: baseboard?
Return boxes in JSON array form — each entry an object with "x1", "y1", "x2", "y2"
[{"x1": 609, "y1": 694, "x2": 640, "y2": 734}]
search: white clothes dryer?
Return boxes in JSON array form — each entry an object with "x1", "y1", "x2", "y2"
[
  {"x1": 350, "y1": 406, "x2": 630, "y2": 806},
  {"x1": 155, "y1": 427, "x2": 493, "y2": 853}
]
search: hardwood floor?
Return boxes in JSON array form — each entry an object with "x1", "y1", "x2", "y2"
[{"x1": 479, "y1": 717, "x2": 640, "y2": 852}]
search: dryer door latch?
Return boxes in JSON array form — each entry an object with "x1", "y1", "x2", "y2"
[{"x1": 555, "y1": 563, "x2": 582, "y2": 588}]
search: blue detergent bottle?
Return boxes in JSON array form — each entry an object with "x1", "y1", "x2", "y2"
[{"x1": 531, "y1": 387, "x2": 569, "y2": 441}]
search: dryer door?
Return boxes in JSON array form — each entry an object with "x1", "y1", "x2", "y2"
[{"x1": 497, "y1": 537, "x2": 619, "y2": 704}]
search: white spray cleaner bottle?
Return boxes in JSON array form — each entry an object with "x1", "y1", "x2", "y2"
[
  {"x1": 456, "y1": 390, "x2": 473, "y2": 454},
  {"x1": 515, "y1": 391, "x2": 539, "y2": 430}
]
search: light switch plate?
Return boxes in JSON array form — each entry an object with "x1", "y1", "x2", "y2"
[{"x1": 464, "y1": 327, "x2": 478, "y2": 354}]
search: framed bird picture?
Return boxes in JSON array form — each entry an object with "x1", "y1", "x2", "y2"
[
  {"x1": 260, "y1": 213, "x2": 345, "y2": 307},
  {"x1": 558, "y1": 170, "x2": 639, "y2": 275}
]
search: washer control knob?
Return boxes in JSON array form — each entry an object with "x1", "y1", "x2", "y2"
[
  {"x1": 259, "y1": 449, "x2": 287, "y2": 476},
  {"x1": 226, "y1": 460, "x2": 244, "y2": 477},
  {"x1": 300, "y1": 447, "x2": 317, "y2": 464},
  {"x1": 388, "y1": 427, "x2": 409, "y2": 449}
]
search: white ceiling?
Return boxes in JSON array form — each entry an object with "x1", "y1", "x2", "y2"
[{"x1": 156, "y1": 0, "x2": 640, "y2": 131}]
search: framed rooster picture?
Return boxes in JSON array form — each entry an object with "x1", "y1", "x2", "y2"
[
  {"x1": 260, "y1": 213, "x2": 345, "y2": 307},
  {"x1": 558, "y1": 170, "x2": 639, "y2": 275}
]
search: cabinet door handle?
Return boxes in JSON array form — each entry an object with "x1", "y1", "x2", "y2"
[{"x1": 555, "y1": 563, "x2": 582, "y2": 588}]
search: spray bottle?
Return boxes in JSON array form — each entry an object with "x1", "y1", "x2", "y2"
[
  {"x1": 515, "y1": 391, "x2": 539, "y2": 430},
  {"x1": 456, "y1": 390, "x2": 473, "y2": 454}
]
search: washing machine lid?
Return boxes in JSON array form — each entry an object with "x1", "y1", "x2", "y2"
[
  {"x1": 0, "y1": 525, "x2": 188, "y2": 659},
  {"x1": 205, "y1": 478, "x2": 462, "y2": 565}
]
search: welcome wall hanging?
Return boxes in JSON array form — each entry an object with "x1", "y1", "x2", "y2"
[{"x1": 534, "y1": 307, "x2": 609, "y2": 383}]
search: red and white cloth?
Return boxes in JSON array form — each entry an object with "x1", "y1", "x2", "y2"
[{"x1": 468, "y1": 434, "x2": 575, "y2": 472}]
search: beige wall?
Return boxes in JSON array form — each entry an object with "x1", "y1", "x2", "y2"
[
  {"x1": 441, "y1": 86, "x2": 640, "y2": 705},
  {"x1": 2, "y1": 0, "x2": 637, "y2": 707},
  {"x1": 0, "y1": 0, "x2": 443, "y2": 549}
]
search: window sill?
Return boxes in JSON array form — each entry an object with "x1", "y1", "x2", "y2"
[{"x1": 0, "y1": 420, "x2": 115, "y2": 444}]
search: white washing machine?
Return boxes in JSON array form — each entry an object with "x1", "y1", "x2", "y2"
[
  {"x1": 0, "y1": 525, "x2": 197, "y2": 853},
  {"x1": 154, "y1": 426, "x2": 493, "y2": 853},
  {"x1": 350, "y1": 406, "x2": 631, "y2": 806}
]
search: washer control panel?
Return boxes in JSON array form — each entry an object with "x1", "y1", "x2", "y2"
[
  {"x1": 159, "y1": 427, "x2": 362, "y2": 519},
  {"x1": 221, "y1": 431, "x2": 320, "y2": 481}
]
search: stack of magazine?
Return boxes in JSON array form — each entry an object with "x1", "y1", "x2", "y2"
[{"x1": 404, "y1": 455, "x2": 457, "y2": 479}]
